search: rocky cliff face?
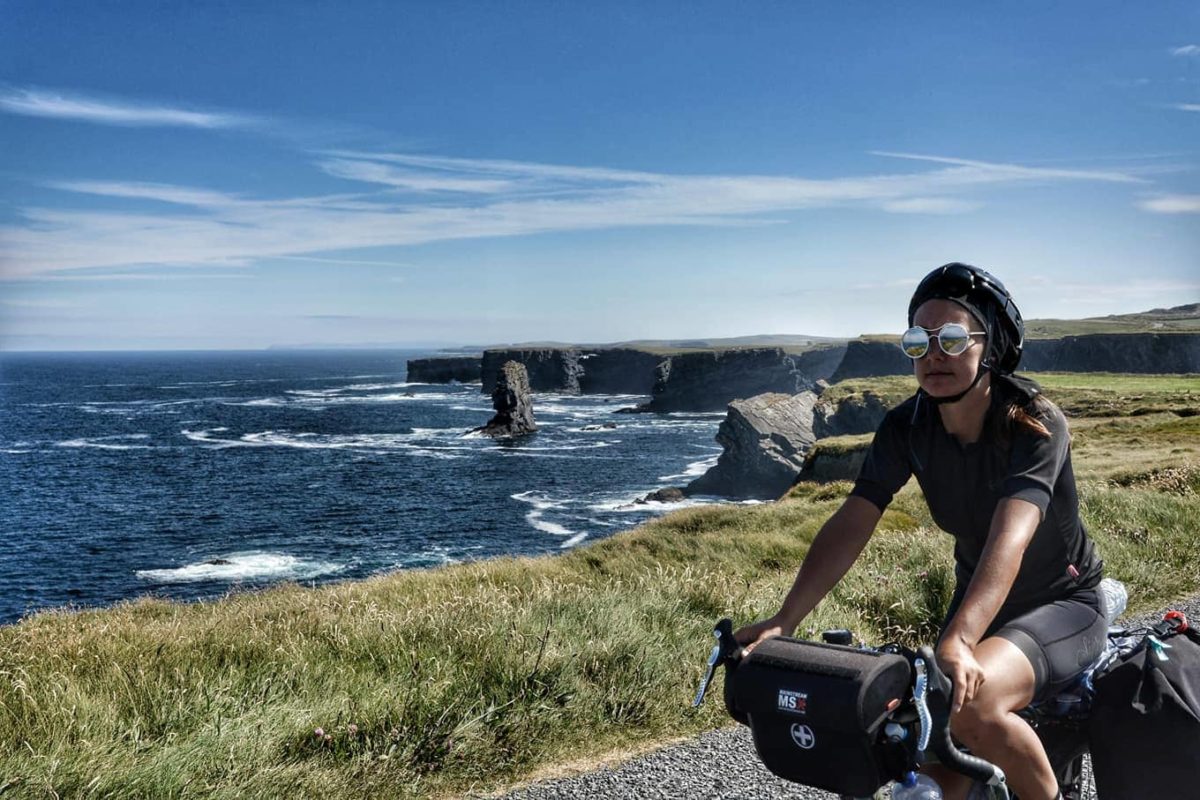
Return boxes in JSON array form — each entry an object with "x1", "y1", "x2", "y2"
[
  {"x1": 578, "y1": 349, "x2": 663, "y2": 394},
  {"x1": 406, "y1": 356, "x2": 482, "y2": 384},
  {"x1": 475, "y1": 361, "x2": 538, "y2": 438},
  {"x1": 829, "y1": 340, "x2": 911, "y2": 382},
  {"x1": 830, "y1": 333, "x2": 1200, "y2": 379},
  {"x1": 686, "y1": 392, "x2": 819, "y2": 499},
  {"x1": 1022, "y1": 333, "x2": 1200, "y2": 373},
  {"x1": 641, "y1": 345, "x2": 846, "y2": 413},
  {"x1": 480, "y1": 349, "x2": 585, "y2": 394}
]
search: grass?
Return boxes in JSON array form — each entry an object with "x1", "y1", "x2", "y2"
[{"x1": 1, "y1": 375, "x2": 1198, "y2": 798}]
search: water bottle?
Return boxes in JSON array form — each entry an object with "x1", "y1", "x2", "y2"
[
  {"x1": 892, "y1": 771, "x2": 942, "y2": 799},
  {"x1": 1099, "y1": 577, "x2": 1127, "y2": 623}
]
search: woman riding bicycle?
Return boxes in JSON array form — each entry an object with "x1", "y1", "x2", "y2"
[{"x1": 735, "y1": 264, "x2": 1107, "y2": 800}]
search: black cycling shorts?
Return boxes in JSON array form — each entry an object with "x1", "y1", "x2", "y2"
[{"x1": 941, "y1": 585, "x2": 1107, "y2": 701}]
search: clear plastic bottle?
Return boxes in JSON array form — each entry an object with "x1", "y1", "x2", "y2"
[
  {"x1": 1098, "y1": 576, "x2": 1128, "y2": 623},
  {"x1": 892, "y1": 771, "x2": 943, "y2": 800}
]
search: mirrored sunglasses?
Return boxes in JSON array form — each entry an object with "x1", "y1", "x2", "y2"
[{"x1": 899, "y1": 323, "x2": 986, "y2": 359}]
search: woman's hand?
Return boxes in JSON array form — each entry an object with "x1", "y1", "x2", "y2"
[
  {"x1": 734, "y1": 615, "x2": 790, "y2": 655},
  {"x1": 936, "y1": 634, "x2": 986, "y2": 713}
]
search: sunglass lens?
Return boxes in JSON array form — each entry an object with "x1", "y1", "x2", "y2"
[
  {"x1": 900, "y1": 327, "x2": 930, "y2": 358},
  {"x1": 938, "y1": 324, "x2": 971, "y2": 355}
]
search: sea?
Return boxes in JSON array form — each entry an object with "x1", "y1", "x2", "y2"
[{"x1": 0, "y1": 349, "x2": 740, "y2": 626}]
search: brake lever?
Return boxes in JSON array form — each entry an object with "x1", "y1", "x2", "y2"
[{"x1": 694, "y1": 618, "x2": 737, "y2": 707}]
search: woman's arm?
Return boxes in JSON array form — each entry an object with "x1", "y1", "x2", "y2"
[
  {"x1": 937, "y1": 497, "x2": 1042, "y2": 711},
  {"x1": 735, "y1": 495, "x2": 882, "y2": 650}
]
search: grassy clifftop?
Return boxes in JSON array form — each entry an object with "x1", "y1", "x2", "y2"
[{"x1": 1, "y1": 374, "x2": 1198, "y2": 798}]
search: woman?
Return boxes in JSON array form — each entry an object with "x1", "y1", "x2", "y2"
[{"x1": 735, "y1": 263, "x2": 1106, "y2": 800}]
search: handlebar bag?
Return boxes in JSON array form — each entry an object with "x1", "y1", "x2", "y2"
[
  {"x1": 727, "y1": 636, "x2": 911, "y2": 797},
  {"x1": 1087, "y1": 627, "x2": 1200, "y2": 799}
]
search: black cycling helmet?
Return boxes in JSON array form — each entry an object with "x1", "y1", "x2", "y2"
[{"x1": 907, "y1": 262, "x2": 1025, "y2": 374}]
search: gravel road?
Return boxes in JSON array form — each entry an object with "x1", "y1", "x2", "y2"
[{"x1": 497, "y1": 595, "x2": 1200, "y2": 800}]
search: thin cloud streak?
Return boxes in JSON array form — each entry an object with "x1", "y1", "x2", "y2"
[
  {"x1": 0, "y1": 87, "x2": 254, "y2": 129},
  {"x1": 1139, "y1": 194, "x2": 1200, "y2": 214},
  {"x1": 0, "y1": 152, "x2": 1155, "y2": 278},
  {"x1": 1173, "y1": 103, "x2": 1200, "y2": 112},
  {"x1": 1170, "y1": 44, "x2": 1200, "y2": 57}
]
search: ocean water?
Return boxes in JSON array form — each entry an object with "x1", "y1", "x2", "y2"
[{"x1": 0, "y1": 350, "x2": 737, "y2": 625}]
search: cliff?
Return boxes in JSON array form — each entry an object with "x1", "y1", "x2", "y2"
[
  {"x1": 685, "y1": 392, "x2": 818, "y2": 499},
  {"x1": 480, "y1": 349, "x2": 585, "y2": 394},
  {"x1": 577, "y1": 349, "x2": 663, "y2": 394},
  {"x1": 406, "y1": 356, "x2": 482, "y2": 384},
  {"x1": 640, "y1": 345, "x2": 846, "y2": 413},
  {"x1": 1021, "y1": 333, "x2": 1200, "y2": 373},
  {"x1": 830, "y1": 333, "x2": 1200, "y2": 380}
]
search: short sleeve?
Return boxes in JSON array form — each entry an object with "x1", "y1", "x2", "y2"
[
  {"x1": 850, "y1": 406, "x2": 914, "y2": 512},
  {"x1": 1000, "y1": 404, "x2": 1070, "y2": 516}
]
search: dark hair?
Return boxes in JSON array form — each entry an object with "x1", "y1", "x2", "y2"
[{"x1": 990, "y1": 387, "x2": 1054, "y2": 443}]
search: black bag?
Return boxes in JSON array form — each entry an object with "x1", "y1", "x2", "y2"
[
  {"x1": 1087, "y1": 624, "x2": 1200, "y2": 799},
  {"x1": 725, "y1": 636, "x2": 911, "y2": 797}
]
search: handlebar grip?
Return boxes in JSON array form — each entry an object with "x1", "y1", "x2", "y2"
[{"x1": 915, "y1": 646, "x2": 1006, "y2": 787}]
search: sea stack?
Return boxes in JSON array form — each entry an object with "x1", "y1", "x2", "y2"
[{"x1": 475, "y1": 361, "x2": 538, "y2": 438}]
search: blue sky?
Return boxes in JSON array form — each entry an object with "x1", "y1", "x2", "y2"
[{"x1": 1, "y1": 1, "x2": 1197, "y2": 350}]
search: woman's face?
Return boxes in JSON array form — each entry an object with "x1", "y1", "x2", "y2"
[{"x1": 911, "y1": 299, "x2": 987, "y2": 398}]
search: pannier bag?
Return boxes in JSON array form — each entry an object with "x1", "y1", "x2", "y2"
[
  {"x1": 1087, "y1": 621, "x2": 1200, "y2": 799},
  {"x1": 725, "y1": 636, "x2": 911, "y2": 797}
]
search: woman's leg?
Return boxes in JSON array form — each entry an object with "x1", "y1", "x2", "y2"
[{"x1": 946, "y1": 635, "x2": 1059, "y2": 800}]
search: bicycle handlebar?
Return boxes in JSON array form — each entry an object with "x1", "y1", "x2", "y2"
[{"x1": 916, "y1": 645, "x2": 1008, "y2": 789}]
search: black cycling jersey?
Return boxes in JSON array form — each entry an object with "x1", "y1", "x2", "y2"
[{"x1": 850, "y1": 376, "x2": 1103, "y2": 612}]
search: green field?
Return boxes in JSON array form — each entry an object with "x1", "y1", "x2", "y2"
[{"x1": 1, "y1": 374, "x2": 1198, "y2": 799}]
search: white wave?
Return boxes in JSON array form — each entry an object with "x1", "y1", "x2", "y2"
[
  {"x1": 657, "y1": 453, "x2": 721, "y2": 482},
  {"x1": 342, "y1": 381, "x2": 419, "y2": 391},
  {"x1": 398, "y1": 544, "x2": 482, "y2": 568},
  {"x1": 511, "y1": 490, "x2": 559, "y2": 510},
  {"x1": 405, "y1": 449, "x2": 466, "y2": 460},
  {"x1": 560, "y1": 532, "x2": 588, "y2": 548},
  {"x1": 585, "y1": 491, "x2": 729, "y2": 514},
  {"x1": 181, "y1": 427, "x2": 475, "y2": 454},
  {"x1": 56, "y1": 434, "x2": 153, "y2": 451},
  {"x1": 136, "y1": 551, "x2": 345, "y2": 584},
  {"x1": 511, "y1": 491, "x2": 578, "y2": 536},
  {"x1": 1, "y1": 449, "x2": 33, "y2": 454}
]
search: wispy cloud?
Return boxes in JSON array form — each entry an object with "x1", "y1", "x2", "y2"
[
  {"x1": 1139, "y1": 194, "x2": 1200, "y2": 214},
  {"x1": 1170, "y1": 44, "x2": 1200, "y2": 58},
  {"x1": 1172, "y1": 103, "x2": 1200, "y2": 112},
  {"x1": 0, "y1": 151, "x2": 1153, "y2": 279},
  {"x1": 0, "y1": 87, "x2": 254, "y2": 129},
  {"x1": 318, "y1": 158, "x2": 514, "y2": 193},
  {"x1": 880, "y1": 197, "x2": 980, "y2": 214}
]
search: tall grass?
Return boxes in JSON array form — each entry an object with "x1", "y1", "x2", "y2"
[{"x1": 2, "y1": 382, "x2": 1197, "y2": 798}]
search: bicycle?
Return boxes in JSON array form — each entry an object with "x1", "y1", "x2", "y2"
[{"x1": 692, "y1": 578, "x2": 1182, "y2": 800}]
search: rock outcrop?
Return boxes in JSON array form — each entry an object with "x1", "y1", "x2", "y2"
[
  {"x1": 474, "y1": 361, "x2": 538, "y2": 438},
  {"x1": 685, "y1": 392, "x2": 819, "y2": 499},
  {"x1": 813, "y1": 390, "x2": 891, "y2": 438},
  {"x1": 406, "y1": 356, "x2": 482, "y2": 384},
  {"x1": 640, "y1": 345, "x2": 845, "y2": 413},
  {"x1": 797, "y1": 437, "x2": 872, "y2": 483},
  {"x1": 481, "y1": 349, "x2": 585, "y2": 394}
]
